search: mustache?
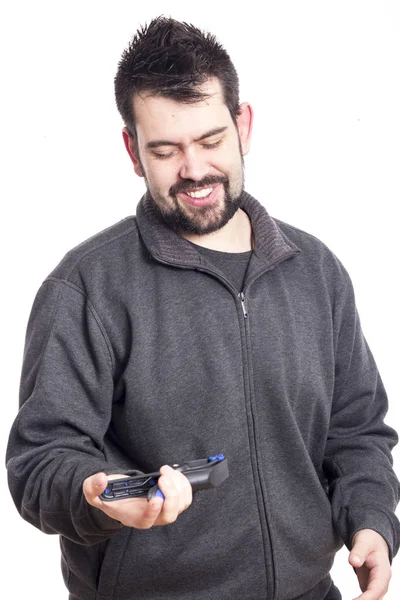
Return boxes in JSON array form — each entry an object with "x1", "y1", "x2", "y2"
[{"x1": 170, "y1": 176, "x2": 228, "y2": 196}]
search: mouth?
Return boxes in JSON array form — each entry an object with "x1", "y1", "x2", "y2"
[{"x1": 176, "y1": 183, "x2": 222, "y2": 207}]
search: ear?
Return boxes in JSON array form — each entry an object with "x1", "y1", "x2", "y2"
[
  {"x1": 122, "y1": 127, "x2": 144, "y2": 177},
  {"x1": 236, "y1": 103, "x2": 253, "y2": 156}
]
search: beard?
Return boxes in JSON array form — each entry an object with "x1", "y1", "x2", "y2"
[
  {"x1": 140, "y1": 160, "x2": 245, "y2": 236},
  {"x1": 158, "y1": 176, "x2": 243, "y2": 235}
]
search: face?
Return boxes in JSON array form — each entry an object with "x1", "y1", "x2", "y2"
[{"x1": 123, "y1": 78, "x2": 253, "y2": 235}]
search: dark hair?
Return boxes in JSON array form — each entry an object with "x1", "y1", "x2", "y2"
[{"x1": 114, "y1": 16, "x2": 240, "y2": 140}]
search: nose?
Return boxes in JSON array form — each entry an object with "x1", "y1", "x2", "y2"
[{"x1": 178, "y1": 147, "x2": 209, "y2": 181}]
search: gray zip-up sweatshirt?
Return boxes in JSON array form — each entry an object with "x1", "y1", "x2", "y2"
[{"x1": 6, "y1": 192, "x2": 400, "y2": 600}]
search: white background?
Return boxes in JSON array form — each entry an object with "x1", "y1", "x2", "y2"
[{"x1": 1, "y1": 1, "x2": 399, "y2": 598}]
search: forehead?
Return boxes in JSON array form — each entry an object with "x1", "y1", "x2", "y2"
[{"x1": 133, "y1": 79, "x2": 233, "y2": 142}]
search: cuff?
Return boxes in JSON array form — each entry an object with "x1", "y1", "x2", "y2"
[
  {"x1": 87, "y1": 504, "x2": 124, "y2": 533},
  {"x1": 338, "y1": 504, "x2": 400, "y2": 564}
]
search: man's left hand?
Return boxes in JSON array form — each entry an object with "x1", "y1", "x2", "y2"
[{"x1": 349, "y1": 528, "x2": 392, "y2": 600}]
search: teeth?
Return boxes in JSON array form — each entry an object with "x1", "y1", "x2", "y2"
[{"x1": 186, "y1": 187, "x2": 213, "y2": 198}]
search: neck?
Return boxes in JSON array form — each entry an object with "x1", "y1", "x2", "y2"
[{"x1": 181, "y1": 208, "x2": 253, "y2": 253}]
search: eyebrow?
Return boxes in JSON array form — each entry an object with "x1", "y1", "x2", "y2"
[{"x1": 145, "y1": 126, "x2": 228, "y2": 150}]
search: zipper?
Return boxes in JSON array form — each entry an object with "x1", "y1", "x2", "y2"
[
  {"x1": 239, "y1": 294, "x2": 276, "y2": 598},
  {"x1": 149, "y1": 253, "x2": 297, "y2": 599},
  {"x1": 194, "y1": 267, "x2": 277, "y2": 598},
  {"x1": 239, "y1": 292, "x2": 248, "y2": 319}
]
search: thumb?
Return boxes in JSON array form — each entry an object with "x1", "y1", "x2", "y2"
[
  {"x1": 349, "y1": 540, "x2": 370, "y2": 568},
  {"x1": 93, "y1": 472, "x2": 108, "y2": 490},
  {"x1": 83, "y1": 472, "x2": 108, "y2": 507}
]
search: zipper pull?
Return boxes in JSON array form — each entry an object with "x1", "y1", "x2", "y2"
[{"x1": 239, "y1": 292, "x2": 248, "y2": 318}]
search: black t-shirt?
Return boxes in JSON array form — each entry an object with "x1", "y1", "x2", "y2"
[{"x1": 190, "y1": 243, "x2": 252, "y2": 292}]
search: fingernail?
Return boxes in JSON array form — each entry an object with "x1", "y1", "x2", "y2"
[{"x1": 352, "y1": 555, "x2": 361, "y2": 565}]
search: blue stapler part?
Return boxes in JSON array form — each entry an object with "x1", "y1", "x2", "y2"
[{"x1": 208, "y1": 454, "x2": 224, "y2": 462}]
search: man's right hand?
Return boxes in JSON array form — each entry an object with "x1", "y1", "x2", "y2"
[{"x1": 83, "y1": 465, "x2": 193, "y2": 529}]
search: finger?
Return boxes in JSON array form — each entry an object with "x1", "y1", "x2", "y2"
[
  {"x1": 159, "y1": 464, "x2": 176, "y2": 478},
  {"x1": 157, "y1": 473, "x2": 180, "y2": 523},
  {"x1": 179, "y1": 474, "x2": 193, "y2": 512},
  {"x1": 350, "y1": 542, "x2": 370, "y2": 568},
  {"x1": 159, "y1": 465, "x2": 192, "y2": 513},
  {"x1": 98, "y1": 494, "x2": 164, "y2": 530},
  {"x1": 132, "y1": 496, "x2": 164, "y2": 529},
  {"x1": 353, "y1": 591, "x2": 387, "y2": 600},
  {"x1": 352, "y1": 564, "x2": 390, "y2": 600},
  {"x1": 82, "y1": 472, "x2": 108, "y2": 508}
]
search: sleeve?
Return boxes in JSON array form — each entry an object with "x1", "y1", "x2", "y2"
[
  {"x1": 6, "y1": 278, "x2": 136, "y2": 545},
  {"x1": 323, "y1": 272, "x2": 400, "y2": 563}
]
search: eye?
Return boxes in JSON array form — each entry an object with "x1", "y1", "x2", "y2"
[
  {"x1": 201, "y1": 139, "x2": 222, "y2": 150},
  {"x1": 152, "y1": 151, "x2": 174, "y2": 160}
]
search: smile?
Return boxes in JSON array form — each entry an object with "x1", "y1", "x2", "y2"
[
  {"x1": 177, "y1": 184, "x2": 221, "y2": 207},
  {"x1": 185, "y1": 187, "x2": 213, "y2": 199}
]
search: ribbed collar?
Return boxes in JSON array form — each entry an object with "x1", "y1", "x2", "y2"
[{"x1": 136, "y1": 190, "x2": 300, "y2": 268}]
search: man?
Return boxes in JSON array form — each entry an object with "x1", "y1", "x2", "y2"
[{"x1": 6, "y1": 16, "x2": 399, "y2": 600}]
